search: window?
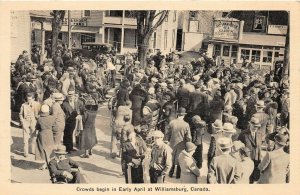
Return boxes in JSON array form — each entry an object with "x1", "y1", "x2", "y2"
[
  {"x1": 263, "y1": 51, "x2": 273, "y2": 63},
  {"x1": 251, "y1": 50, "x2": 261, "y2": 62},
  {"x1": 214, "y1": 44, "x2": 221, "y2": 56},
  {"x1": 231, "y1": 45, "x2": 238, "y2": 58},
  {"x1": 108, "y1": 11, "x2": 123, "y2": 17},
  {"x1": 189, "y1": 11, "x2": 198, "y2": 20},
  {"x1": 172, "y1": 29, "x2": 176, "y2": 48},
  {"x1": 241, "y1": 49, "x2": 250, "y2": 61},
  {"x1": 173, "y1": 11, "x2": 177, "y2": 22},
  {"x1": 189, "y1": 21, "x2": 199, "y2": 32},
  {"x1": 222, "y1": 46, "x2": 230, "y2": 57},
  {"x1": 165, "y1": 15, "x2": 168, "y2": 22},
  {"x1": 125, "y1": 11, "x2": 135, "y2": 18},
  {"x1": 274, "y1": 52, "x2": 279, "y2": 58},
  {"x1": 164, "y1": 30, "x2": 168, "y2": 50},
  {"x1": 84, "y1": 10, "x2": 91, "y2": 17},
  {"x1": 81, "y1": 33, "x2": 95, "y2": 43}
]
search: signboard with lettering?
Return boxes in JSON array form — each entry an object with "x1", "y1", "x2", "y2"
[
  {"x1": 63, "y1": 18, "x2": 87, "y2": 26},
  {"x1": 213, "y1": 18, "x2": 241, "y2": 41},
  {"x1": 268, "y1": 25, "x2": 288, "y2": 35}
]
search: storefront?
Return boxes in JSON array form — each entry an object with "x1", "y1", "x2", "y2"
[{"x1": 205, "y1": 18, "x2": 286, "y2": 70}]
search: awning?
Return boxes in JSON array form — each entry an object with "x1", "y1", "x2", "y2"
[
  {"x1": 71, "y1": 26, "x2": 100, "y2": 33},
  {"x1": 104, "y1": 23, "x2": 137, "y2": 29},
  {"x1": 239, "y1": 33, "x2": 286, "y2": 47}
]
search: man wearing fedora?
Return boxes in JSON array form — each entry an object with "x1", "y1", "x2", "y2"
[
  {"x1": 238, "y1": 116, "x2": 263, "y2": 183},
  {"x1": 257, "y1": 133, "x2": 289, "y2": 183},
  {"x1": 166, "y1": 107, "x2": 192, "y2": 179},
  {"x1": 191, "y1": 115, "x2": 206, "y2": 169},
  {"x1": 52, "y1": 93, "x2": 66, "y2": 145},
  {"x1": 252, "y1": 100, "x2": 270, "y2": 141},
  {"x1": 149, "y1": 131, "x2": 172, "y2": 183},
  {"x1": 62, "y1": 91, "x2": 84, "y2": 152},
  {"x1": 49, "y1": 145, "x2": 85, "y2": 183},
  {"x1": 207, "y1": 137, "x2": 240, "y2": 184},
  {"x1": 178, "y1": 142, "x2": 200, "y2": 183},
  {"x1": 207, "y1": 119, "x2": 223, "y2": 168}
]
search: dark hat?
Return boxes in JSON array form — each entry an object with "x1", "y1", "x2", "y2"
[
  {"x1": 54, "y1": 144, "x2": 68, "y2": 154},
  {"x1": 185, "y1": 142, "x2": 197, "y2": 152},
  {"x1": 177, "y1": 107, "x2": 187, "y2": 116},
  {"x1": 274, "y1": 134, "x2": 288, "y2": 146}
]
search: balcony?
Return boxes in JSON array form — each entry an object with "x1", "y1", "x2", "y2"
[{"x1": 103, "y1": 16, "x2": 136, "y2": 26}]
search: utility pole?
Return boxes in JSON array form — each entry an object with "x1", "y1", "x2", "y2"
[{"x1": 68, "y1": 10, "x2": 72, "y2": 49}]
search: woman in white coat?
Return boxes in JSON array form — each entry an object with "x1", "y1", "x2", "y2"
[{"x1": 178, "y1": 142, "x2": 200, "y2": 183}]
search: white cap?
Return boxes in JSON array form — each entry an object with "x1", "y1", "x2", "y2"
[{"x1": 41, "y1": 104, "x2": 50, "y2": 113}]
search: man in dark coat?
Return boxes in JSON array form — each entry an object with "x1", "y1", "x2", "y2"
[
  {"x1": 238, "y1": 117, "x2": 263, "y2": 183},
  {"x1": 129, "y1": 84, "x2": 149, "y2": 126},
  {"x1": 49, "y1": 145, "x2": 85, "y2": 183},
  {"x1": 122, "y1": 131, "x2": 147, "y2": 183},
  {"x1": 116, "y1": 79, "x2": 131, "y2": 108},
  {"x1": 62, "y1": 91, "x2": 84, "y2": 152},
  {"x1": 176, "y1": 79, "x2": 190, "y2": 109}
]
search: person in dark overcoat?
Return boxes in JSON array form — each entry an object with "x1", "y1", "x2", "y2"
[
  {"x1": 238, "y1": 117, "x2": 263, "y2": 183},
  {"x1": 116, "y1": 79, "x2": 131, "y2": 108},
  {"x1": 176, "y1": 80, "x2": 190, "y2": 109},
  {"x1": 208, "y1": 90, "x2": 224, "y2": 131},
  {"x1": 62, "y1": 91, "x2": 85, "y2": 152},
  {"x1": 129, "y1": 84, "x2": 149, "y2": 126},
  {"x1": 35, "y1": 105, "x2": 55, "y2": 169},
  {"x1": 122, "y1": 131, "x2": 148, "y2": 183}
]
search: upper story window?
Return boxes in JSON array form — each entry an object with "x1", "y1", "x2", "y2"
[
  {"x1": 84, "y1": 10, "x2": 91, "y2": 17},
  {"x1": 107, "y1": 11, "x2": 123, "y2": 17},
  {"x1": 189, "y1": 11, "x2": 198, "y2": 20},
  {"x1": 173, "y1": 11, "x2": 177, "y2": 22}
]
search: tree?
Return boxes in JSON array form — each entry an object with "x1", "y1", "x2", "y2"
[
  {"x1": 50, "y1": 10, "x2": 66, "y2": 56},
  {"x1": 133, "y1": 10, "x2": 169, "y2": 68},
  {"x1": 283, "y1": 12, "x2": 289, "y2": 76}
]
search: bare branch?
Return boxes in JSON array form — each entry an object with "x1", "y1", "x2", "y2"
[{"x1": 150, "y1": 10, "x2": 169, "y2": 33}]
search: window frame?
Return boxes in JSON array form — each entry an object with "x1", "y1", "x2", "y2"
[{"x1": 83, "y1": 10, "x2": 91, "y2": 17}]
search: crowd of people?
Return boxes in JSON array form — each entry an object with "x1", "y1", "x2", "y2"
[{"x1": 10, "y1": 44, "x2": 290, "y2": 184}]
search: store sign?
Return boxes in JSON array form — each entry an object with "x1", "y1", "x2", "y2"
[
  {"x1": 63, "y1": 18, "x2": 87, "y2": 26},
  {"x1": 268, "y1": 25, "x2": 288, "y2": 35},
  {"x1": 213, "y1": 19, "x2": 240, "y2": 41}
]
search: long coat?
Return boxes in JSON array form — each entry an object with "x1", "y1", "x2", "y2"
[
  {"x1": 167, "y1": 118, "x2": 192, "y2": 165},
  {"x1": 178, "y1": 150, "x2": 200, "y2": 183},
  {"x1": 52, "y1": 102, "x2": 66, "y2": 144},
  {"x1": 188, "y1": 90, "x2": 209, "y2": 121},
  {"x1": 129, "y1": 87, "x2": 149, "y2": 126},
  {"x1": 207, "y1": 153, "x2": 240, "y2": 184},
  {"x1": 252, "y1": 111, "x2": 270, "y2": 140},
  {"x1": 35, "y1": 113, "x2": 55, "y2": 161},
  {"x1": 176, "y1": 87, "x2": 190, "y2": 109},
  {"x1": 209, "y1": 96, "x2": 224, "y2": 124},
  {"x1": 258, "y1": 148, "x2": 289, "y2": 184},
  {"x1": 79, "y1": 109, "x2": 98, "y2": 150}
]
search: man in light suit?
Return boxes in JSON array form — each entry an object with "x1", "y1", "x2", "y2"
[
  {"x1": 207, "y1": 137, "x2": 240, "y2": 184},
  {"x1": 166, "y1": 107, "x2": 192, "y2": 179},
  {"x1": 238, "y1": 117, "x2": 263, "y2": 183},
  {"x1": 258, "y1": 133, "x2": 289, "y2": 183}
]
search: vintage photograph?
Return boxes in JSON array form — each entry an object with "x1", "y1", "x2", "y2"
[{"x1": 10, "y1": 10, "x2": 290, "y2": 184}]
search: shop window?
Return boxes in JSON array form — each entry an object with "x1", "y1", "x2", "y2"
[
  {"x1": 214, "y1": 44, "x2": 221, "y2": 56},
  {"x1": 263, "y1": 51, "x2": 273, "y2": 63},
  {"x1": 241, "y1": 49, "x2": 250, "y2": 61},
  {"x1": 222, "y1": 46, "x2": 230, "y2": 57},
  {"x1": 81, "y1": 33, "x2": 95, "y2": 43},
  {"x1": 231, "y1": 45, "x2": 238, "y2": 58},
  {"x1": 251, "y1": 50, "x2": 261, "y2": 62},
  {"x1": 84, "y1": 10, "x2": 91, "y2": 17}
]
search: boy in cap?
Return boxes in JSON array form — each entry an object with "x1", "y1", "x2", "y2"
[{"x1": 149, "y1": 131, "x2": 172, "y2": 183}]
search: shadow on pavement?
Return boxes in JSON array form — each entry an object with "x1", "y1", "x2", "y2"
[
  {"x1": 11, "y1": 136, "x2": 24, "y2": 156},
  {"x1": 76, "y1": 160, "x2": 122, "y2": 178},
  {"x1": 91, "y1": 149, "x2": 121, "y2": 165},
  {"x1": 11, "y1": 157, "x2": 41, "y2": 170}
]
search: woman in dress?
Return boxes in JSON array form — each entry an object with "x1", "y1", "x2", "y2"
[{"x1": 78, "y1": 97, "x2": 98, "y2": 158}]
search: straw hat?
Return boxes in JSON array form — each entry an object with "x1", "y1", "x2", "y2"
[
  {"x1": 54, "y1": 145, "x2": 68, "y2": 155},
  {"x1": 218, "y1": 137, "x2": 233, "y2": 149}
]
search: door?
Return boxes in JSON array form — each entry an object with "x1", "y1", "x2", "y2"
[{"x1": 176, "y1": 29, "x2": 183, "y2": 51}]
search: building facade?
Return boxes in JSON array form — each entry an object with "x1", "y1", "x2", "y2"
[{"x1": 205, "y1": 11, "x2": 288, "y2": 70}]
